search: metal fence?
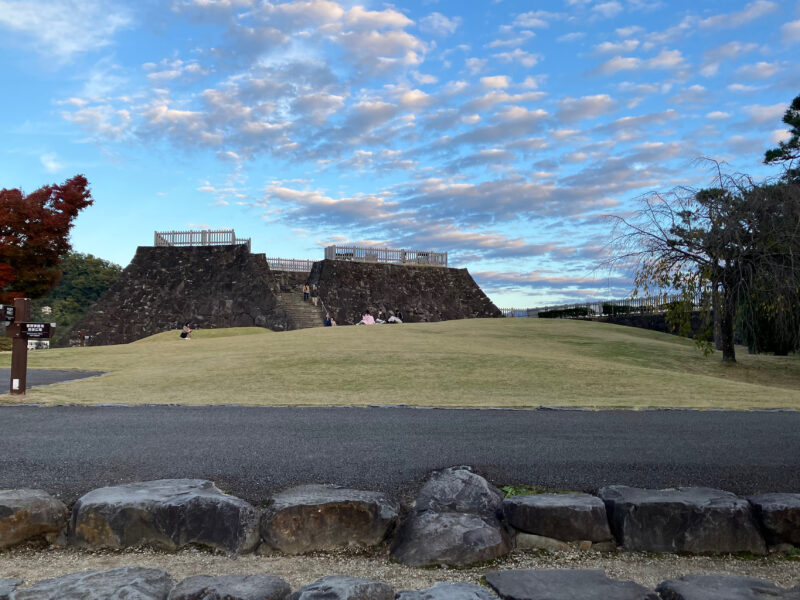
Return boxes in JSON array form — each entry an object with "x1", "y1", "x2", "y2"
[
  {"x1": 324, "y1": 245, "x2": 447, "y2": 267},
  {"x1": 154, "y1": 229, "x2": 251, "y2": 251},
  {"x1": 266, "y1": 258, "x2": 315, "y2": 272},
  {"x1": 501, "y1": 292, "x2": 705, "y2": 318}
]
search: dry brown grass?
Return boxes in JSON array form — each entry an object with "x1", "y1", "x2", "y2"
[{"x1": 1, "y1": 319, "x2": 798, "y2": 409}]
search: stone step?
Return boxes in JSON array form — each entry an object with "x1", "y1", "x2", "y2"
[{"x1": 275, "y1": 293, "x2": 326, "y2": 330}]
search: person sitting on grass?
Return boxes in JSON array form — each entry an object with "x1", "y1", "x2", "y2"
[
  {"x1": 358, "y1": 311, "x2": 376, "y2": 325},
  {"x1": 180, "y1": 321, "x2": 193, "y2": 340}
]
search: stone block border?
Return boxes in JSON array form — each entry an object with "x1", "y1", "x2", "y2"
[
  {"x1": 1, "y1": 466, "x2": 799, "y2": 568},
  {"x1": 3, "y1": 568, "x2": 800, "y2": 599}
]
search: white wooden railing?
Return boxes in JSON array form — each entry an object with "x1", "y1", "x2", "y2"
[
  {"x1": 266, "y1": 258, "x2": 315, "y2": 272},
  {"x1": 324, "y1": 245, "x2": 447, "y2": 267},
  {"x1": 154, "y1": 229, "x2": 251, "y2": 251},
  {"x1": 501, "y1": 291, "x2": 705, "y2": 318}
]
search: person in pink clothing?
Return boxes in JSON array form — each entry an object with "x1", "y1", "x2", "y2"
[{"x1": 358, "y1": 311, "x2": 376, "y2": 325}]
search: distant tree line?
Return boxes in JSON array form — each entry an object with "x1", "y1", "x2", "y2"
[
  {"x1": 32, "y1": 252, "x2": 122, "y2": 344},
  {"x1": 1, "y1": 175, "x2": 121, "y2": 346}
]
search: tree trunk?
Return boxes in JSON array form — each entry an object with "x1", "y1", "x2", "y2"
[
  {"x1": 719, "y1": 287, "x2": 737, "y2": 363},
  {"x1": 712, "y1": 283, "x2": 723, "y2": 350}
]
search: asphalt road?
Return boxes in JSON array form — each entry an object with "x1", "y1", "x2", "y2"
[
  {"x1": 1, "y1": 405, "x2": 798, "y2": 505},
  {"x1": 0, "y1": 368, "x2": 105, "y2": 393}
]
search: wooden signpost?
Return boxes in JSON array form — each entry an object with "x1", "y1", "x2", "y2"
[{"x1": 2, "y1": 298, "x2": 56, "y2": 395}]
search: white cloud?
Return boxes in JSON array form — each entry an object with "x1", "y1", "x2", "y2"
[
  {"x1": 419, "y1": 12, "x2": 461, "y2": 35},
  {"x1": 781, "y1": 19, "x2": 800, "y2": 44},
  {"x1": 556, "y1": 94, "x2": 617, "y2": 122},
  {"x1": 40, "y1": 153, "x2": 62, "y2": 173},
  {"x1": 671, "y1": 84, "x2": 708, "y2": 104},
  {"x1": 646, "y1": 48, "x2": 685, "y2": 70},
  {"x1": 771, "y1": 129, "x2": 792, "y2": 144},
  {"x1": 513, "y1": 11, "x2": 554, "y2": 28},
  {"x1": 0, "y1": 0, "x2": 131, "y2": 63},
  {"x1": 743, "y1": 103, "x2": 787, "y2": 124},
  {"x1": 492, "y1": 48, "x2": 540, "y2": 68},
  {"x1": 345, "y1": 5, "x2": 412, "y2": 29},
  {"x1": 466, "y1": 57, "x2": 488, "y2": 74},
  {"x1": 593, "y1": 39, "x2": 639, "y2": 54},
  {"x1": 412, "y1": 71, "x2": 438, "y2": 85},
  {"x1": 728, "y1": 83, "x2": 760, "y2": 93},
  {"x1": 481, "y1": 75, "x2": 511, "y2": 89},
  {"x1": 698, "y1": 1, "x2": 779, "y2": 29},
  {"x1": 706, "y1": 111, "x2": 731, "y2": 120},
  {"x1": 558, "y1": 32, "x2": 585, "y2": 42},
  {"x1": 397, "y1": 89, "x2": 431, "y2": 110},
  {"x1": 735, "y1": 62, "x2": 781, "y2": 80},
  {"x1": 593, "y1": 1, "x2": 623, "y2": 18},
  {"x1": 594, "y1": 56, "x2": 642, "y2": 75}
]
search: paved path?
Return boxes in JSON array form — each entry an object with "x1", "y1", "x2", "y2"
[
  {"x1": 0, "y1": 368, "x2": 105, "y2": 393},
  {"x1": 0, "y1": 405, "x2": 798, "y2": 504}
]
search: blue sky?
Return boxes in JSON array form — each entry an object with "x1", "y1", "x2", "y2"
[{"x1": 1, "y1": 0, "x2": 798, "y2": 308}]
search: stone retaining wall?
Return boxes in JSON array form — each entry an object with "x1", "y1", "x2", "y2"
[
  {"x1": 63, "y1": 248, "x2": 501, "y2": 345},
  {"x1": 63, "y1": 246, "x2": 293, "y2": 346},
  {"x1": 2, "y1": 467, "x2": 798, "y2": 566},
  {"x1": 308, "y1": 260, "x2": 502, "y2": 325}
]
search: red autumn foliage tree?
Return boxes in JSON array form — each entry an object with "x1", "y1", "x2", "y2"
[{"x1": 0, "y1": 175, "x2": 93, "y2": 303}]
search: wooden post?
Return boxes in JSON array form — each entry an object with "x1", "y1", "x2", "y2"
[{"x1": 9, "y1": 298, "x2": 30, "y2": 395}]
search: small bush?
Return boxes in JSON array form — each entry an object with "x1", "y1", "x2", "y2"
[
  {"x1": 538, "y1": 306, "x2": 591, "y2": 319},
  {"x1": 602, "y1": 303, "x2": 637, "y2": 315}
]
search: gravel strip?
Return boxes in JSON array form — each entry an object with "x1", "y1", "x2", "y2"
[{"x1": 1, "y1": 545, "x2": 798, "y2": 591}]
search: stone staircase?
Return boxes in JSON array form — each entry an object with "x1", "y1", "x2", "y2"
[{"x1": 278, "y1": 291, "x2": 326, "y2": 329}]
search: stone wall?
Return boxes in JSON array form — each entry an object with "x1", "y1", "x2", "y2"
[
  {"x1": 269, "y1": 269, "x2": 309, "y2": 294},
  {"x1": 2, "y1": 468, "x2": 798, "y2": 566},
  {"x1": 64, "y1": 246, "x2": 293, "y2": 346},
  {"x1": 62, "y1": 250, "x2": 501, "y2": 346},
  {"x1": 308, "y1": 259, "x2": 502, "y2": 325}
]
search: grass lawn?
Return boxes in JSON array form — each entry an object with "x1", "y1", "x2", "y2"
[{"x1": 1, "y1": 319, "x2": 798, "y2": 409}]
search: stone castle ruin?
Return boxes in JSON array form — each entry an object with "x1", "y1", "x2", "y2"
[{"x1": 66, "y1": 229, "x2": 501, "y2": 346}]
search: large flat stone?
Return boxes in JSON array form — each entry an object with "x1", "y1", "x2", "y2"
[
  {"x1": 0, "y1": 579, "x2": 21, "y2": 600},
  {"x1": 748, "y1": 493, "x2": 800, "y2": 546},
  {"x1": 396, "y1": 582, "x2": 498, "y2": 599},
  {"x1": 484, "y1": 569, "x2": 659, "y2": 600},
  {"x1": 168, "y1": 574, "x2": 291, "y2": 600},
  {"x1": 9, "y1": 566, "x2": 172, "y2": 600},
  {"x1": 68, "y1": 479, "x2": 260, "y2": 554},
  {"x1": 598, "y1": 486, "x2": 766, "y2": 554},
  {"x1": 503, "y1": 493, "x2": 612, "y2": 542},
  {"x1": 391, "y1": 511, "x2": 511, "y2": 567},
  {"x1": 656, "y1": 574, "x2": 800, "y2": 599},
  {"x1": 0, "y1": 489, "x2": 68, "y2": 549},
  {"x1": 415, "y1": 467, "x2": 504, "y2": 520},
  {"x1": 260, "y1": 484, "x2": 398, "y2": 554},
  {"x1": 288, "y1": 575, "x2": 394, "y2": 600}
]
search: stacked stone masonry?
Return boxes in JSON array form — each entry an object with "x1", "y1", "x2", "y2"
[
  {"x1": 2, "y1": 469, "x2": 800, "y2": 559},
  {"x1": 65, "y1": 247, "x2": 502, "y2": 345},
  {"x1": 1, "y1": 468, "x2": 799, "y2": 597}
]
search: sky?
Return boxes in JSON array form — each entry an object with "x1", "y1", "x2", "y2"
[{"x1": 1, "y1": 0, "x2": 798, "y2": 308}]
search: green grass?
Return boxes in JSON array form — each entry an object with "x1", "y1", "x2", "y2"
[{"x1": 1, "y1": 319, "x2": 798, "y2": 409}]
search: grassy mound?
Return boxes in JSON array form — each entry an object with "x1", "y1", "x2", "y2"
[{"x1": 1, "y1": 319, "x2": 798, "y2": 409}]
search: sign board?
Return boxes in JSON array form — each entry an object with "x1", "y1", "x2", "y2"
[
  {"x1": 18, "y1": 322, "x2": 55, "y2": 339},
  {"x1": 1, "y1": 305, "x2": 14, "y2": 323}
]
